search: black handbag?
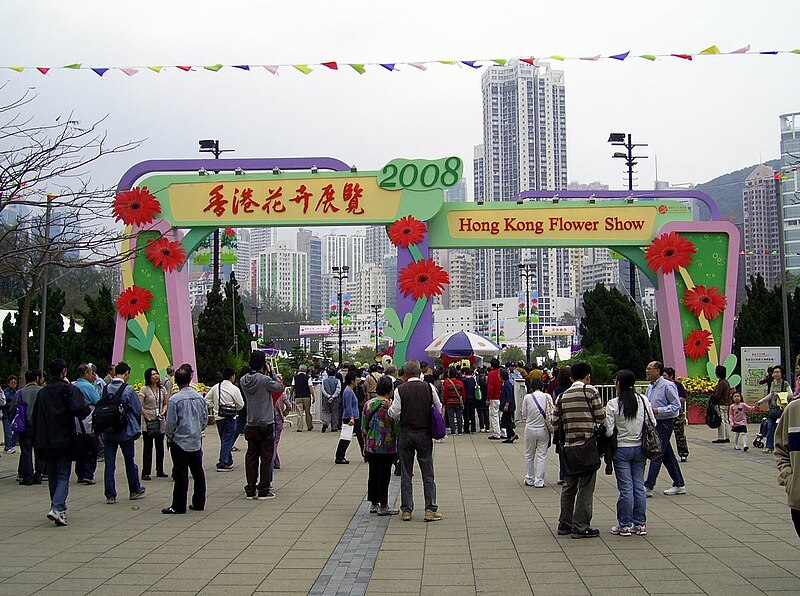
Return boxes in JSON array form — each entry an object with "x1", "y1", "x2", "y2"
[
  {"x1": 145, "y1": 388, "x2": 165, "y2": 436},
  {"x1": 216, "y1": 383, "x2": 238, "y2": 418},
  {"x1": 638, "y1": 395, "x2": 662, "y2": 460},
  {"x1": 74, "y1": 418, "x2": 99, "y2": 461},
  {"x1": 558, "y1": 388, "x2": 601, "y2": 477}
]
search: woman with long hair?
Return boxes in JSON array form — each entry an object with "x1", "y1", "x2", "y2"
[
  {"x1": 138, "y1": 368, "x2": 168, "y2": 481},
  {"x1": 362, "y1": 376, "x2": 400, "y2": 515},
  {"x1": 605, "y1": 369, "x2": 653, "y2": 536}
]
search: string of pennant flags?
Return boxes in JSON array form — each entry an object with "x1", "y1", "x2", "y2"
[{"x1": 4, "y1": 45, "x2": 799, "y2": 77}]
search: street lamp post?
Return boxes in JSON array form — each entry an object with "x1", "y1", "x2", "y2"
[
  {"x1": 251, "y1": 301, "x2": 261, "y2": 346},
  {"x1": 519, "y1": 263, "x2": 534, "y2": 366},
  {"x1": 608, "y1": 133, "x2": 648, "y2": 306},
  {"x1": 370, "y1": 304, "x2": 382, "y2": 354},
  {"x1": 491, "y1": 303, "x2": 503, "y2": 346},
  {"x1": 332, "y1": 265, "x2": 350, "y2": 367},
  {"x1": 775, "y1": 173, "x2": 792, "y2": 376},
  {"x1": 198, "y1": 139, "x2": 235, "y2": 284}
]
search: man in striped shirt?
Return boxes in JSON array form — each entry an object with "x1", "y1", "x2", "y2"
[{"x1": 553, "y1": 362, "x2": 605, "y2": 538}]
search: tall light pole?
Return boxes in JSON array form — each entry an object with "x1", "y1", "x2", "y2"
[
  {"x1": 332, "y1": 265, "x2": 350, "y2": 367},
  {"x1": 198, "y1": 139, "x2": 234, "y2": 284},
  {"x1": 775, "y1": 172, "x2": 792, "y2": 376},
  {"x1": 519, "y1": 263, "x2": 534, "y2": 366},
  {"x1": 491, "y1": 303, "x2": 503, "y2": 345},
  {"x1": 38, "y1": 193, "x2": 53, "y2": 372},
  {"x1": 251, "y1": 301, "x2": 261, "y2": 345},
  {"x1": 370, "y1": 304, "x2": 382, "y2": 354},
  {"x1": 608, "y1": 133, "x2": 648, "y2": 306}
]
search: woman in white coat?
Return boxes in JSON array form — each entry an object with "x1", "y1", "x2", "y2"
[{"x1": 520, "y1": 379, "x2": 553, "y2": 487}]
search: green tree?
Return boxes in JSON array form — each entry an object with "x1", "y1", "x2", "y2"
[
  {"x1": 195, "y1": 281, "x2": 229, "y2": 384},
  {"x1": 222, "y1": 272, "x2": 253, "y2": 358},
  {"x1": 501, "y1": 345, "x2": 525, "y2": 365},
  {"x1": 353, "y1": 346, "x2": 376, "y2": 366},
  {"x1": 0, "y1": 313, "x2": 21, "y2": 380},
  {"x1": 579, "y1": 284, "x2": 653, "y2": 376},
  {"x1": 75, "y1": 283, "x2": 115, "y2": 373},
  {"x1": 564, "y1": 349, "x2": 617, "y2": 384},
  {"x1": 650, "y1": 323, "x2": 662, "y2": 363}
]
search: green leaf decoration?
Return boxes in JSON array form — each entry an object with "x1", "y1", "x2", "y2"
[
  {"x1": 383, "y1": 307, "x2": 413, "y2": 342},
  {"x1": 722, "y1": 353, "x2": 737, "y2": 374},
  {"x1": 727, "y1": 374, "x2": 742, "y2": 389},
  {"x1": 127, "y1": 319, "x2": 156, "y2": 352},
  {"x1": 706, "y1": 361, "x2": 717, "y2": 380}
]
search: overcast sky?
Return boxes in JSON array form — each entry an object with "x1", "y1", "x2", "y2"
[{"x1": 4, "y1": 0, "x2": 798, "y2": 230}]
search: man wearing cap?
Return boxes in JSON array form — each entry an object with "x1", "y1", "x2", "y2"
[{"x1": 292, "y1": 365, "x2": 315, "y2": 432}]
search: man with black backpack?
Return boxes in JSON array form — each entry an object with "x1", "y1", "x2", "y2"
[
  {"x1": 33, "y1": 359, "x2": 91, "y2": 526},
  {"x1": 97, "y1": 362, "x2": 146, "y2": 504}
]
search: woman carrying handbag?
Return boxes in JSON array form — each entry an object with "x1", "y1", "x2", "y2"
[{"x1": 138, "y1": 368, "x2": 168, "y2": 481}]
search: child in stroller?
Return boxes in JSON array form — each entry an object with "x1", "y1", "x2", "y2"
[{"x1": 753, "y1": 418, "x2": 769, "y2": 449}]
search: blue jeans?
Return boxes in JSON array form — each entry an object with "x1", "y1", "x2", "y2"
[
  {"x1": 645, "y1": 418, "x2": 686, "y2": 489},
  {"x1": 766, "y1": 417, "x2": 777, "y2": 450},
  {"x1": 2, "y1": 406, "x2": 17, "y2": 450},
  {"x1": 216, "y1": 417, "x2": 237, "y2": 467},
  {"x1": 75, "y1": 457, "x2": 97, "y2": 481},
  {"x1": 613, "y1": 446, "x2": 647, "y2": 527},
  {"x1": 104, "y1": 437, "x2": 141, "y2": 498},
  {"x1": 46, "y1": 452, "x2": 73, "y2": 512}
]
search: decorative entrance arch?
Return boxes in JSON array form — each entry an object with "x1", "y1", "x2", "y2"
[{"x1": 112, "y1": 156, "x2": 737, "y2": 381}]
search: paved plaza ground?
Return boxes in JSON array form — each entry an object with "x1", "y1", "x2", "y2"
[{"x1": 1, "y1": 422, "x2": 798, "y2": 596}]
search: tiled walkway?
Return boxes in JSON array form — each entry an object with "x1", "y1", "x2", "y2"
[{"x1": 0, "y1": 423, "x2": 798, "y2": 595}]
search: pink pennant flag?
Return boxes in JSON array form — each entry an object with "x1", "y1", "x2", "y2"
[
  {"x1": 120, "y1": 68, "x2": 139, "y2": 76},
  {"x1": 409, "y1": 62, "x2": 428, "y2": 70},
  {"x1": 580, "y1": 55, "x2": 601, "y2": 61},
  {"x1": 671, "y1": 54, "x2": 693, "y2": 61},
  {"x1": 37, "y1": 67, "x2": 50, "y2": 74},
  {"x1": 321, "y1": 61, "x2": 338, "y2": 70},
  {"x1": 264, "y1": 65, "x2": 279, "y2": 75},
  {"x1": 176, "y1": 65, "x2": 192, "y2": 72},
  {"x1": 729, "y1": 44, "x2": 750, "y2": 54},
  {"x1": 519, "y1": 57, "x2": 536, "y2": 66}
]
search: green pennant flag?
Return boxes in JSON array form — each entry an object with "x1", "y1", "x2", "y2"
[
  {"x1": 349, "y1": 63, "x2": 365, "y2": 74},
  {"x1": 699, "y1": 45, "x2": 721, "y2": 55},
  {"x1": 63, "y1": 63, "x2": 82, "y2": 69},
  {"x1": 793, "y1": 49, "x2": 800, "y2": 54},
  {"x1": 492, "y1": 59, "x2": 507, "y2": 65},
  {"x1": 147, "y1": 66, "x2": 163, "y2": 73},
  {"x1": 639, "y1": 54, "x2": 658, "y2": 61},
  {"x1": 293, "y1": 64, "x2": 312, "y2": 74},
  {"x1": 549, "y1": 55, "x2": 566, "y2": 61},
  {"x1": 203, "y1": 64, "x2": 223, "y2": 72},
  {"x1": 9, "y1": 66, "x2": 24, "y2": 72}
]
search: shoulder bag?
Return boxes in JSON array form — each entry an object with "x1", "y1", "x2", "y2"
[
  {"x1": 429, "y1": 384, "x2": 447, "y2": 440},
  {"x1": 558, "y1": 389, "x2": 601, "y2": 477},
  {"x1": 446, "y1": 380, "x2": 463, "y2": 408},
  {"x1": 637, "y1": 395, "x2": 662, "y2": 460},
  {"x1": 217, "y1": 382, "x2": 238, "y2": 418},
  {"x1": 531, "y1": 393, "x2": 554, "y2": 434},
  {"x1": 145, "y1": 387, "x2": 165, "y2": 436}
]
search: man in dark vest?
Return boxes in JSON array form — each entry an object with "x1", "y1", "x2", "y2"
[
  {"x1": 388, "y1": 360, "x2": 443, "y2": 522},
  {"x1": 291, "y1": 365, "x2": 314, "y2": 432}
]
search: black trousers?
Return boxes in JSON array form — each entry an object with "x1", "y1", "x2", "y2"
[
  {"x1": 464, "y1": 399, "x2": 477, "y2": 433},
  {"x1": 142, "y1": 432, "x2": 165, "y2": 476},
  {"x1": 367, "y1": 452, "x2": 395, "y2": 505},
  {"x1": 170, "y1": 443, "x2": 206, "y2": 513},
  {"x1": 792, "y1": 509, "x2": 800, "y2": 538},
  {"x1": 245, "y1": 425, "x2": 275, "y2": 494},
  {"x1": 335, "y1": 417, "x2": 363, "y2": 461},
  {"x1": 477, "y1": 405, "x2": 489, "y2": 430},
  {"x1": 500, "y1": 410, "x2": 516, "y2": 438},
  {"x1": 18, "y1": 431, "x2": 44, "y2": 482}
]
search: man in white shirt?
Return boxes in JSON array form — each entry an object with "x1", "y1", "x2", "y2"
[{"x1": 205, "y1": 368, "x2": 245, "y2": 472}]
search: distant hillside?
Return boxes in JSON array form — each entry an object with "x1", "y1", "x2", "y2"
[{"x1": 694, "y1": 159, "x2": 781, "y2": 222}]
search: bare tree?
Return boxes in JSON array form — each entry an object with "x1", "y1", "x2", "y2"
[{"x1": 0, "y1": 85, "x2": 141, "y2": 374}]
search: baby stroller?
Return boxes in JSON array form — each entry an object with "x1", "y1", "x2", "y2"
[{"x1": 753, "y1": 418, "x2": 769, "y2": 449}]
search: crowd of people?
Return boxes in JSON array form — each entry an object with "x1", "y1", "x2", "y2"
[{"x1": 1, "y1": 352, "x2": 799, "y2": 537}]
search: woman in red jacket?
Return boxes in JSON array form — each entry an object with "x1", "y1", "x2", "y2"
[{"x1": 442, "y1": 368, "x2": 465, "y2": 435}]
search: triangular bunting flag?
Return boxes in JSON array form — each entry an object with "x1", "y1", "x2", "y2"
[
  {"x1": 409, "y1": 63, "x2": 427, "y2": 70},
  {"x1": 321, "y1": 61, "x2": 338, "y2": 70},
  {"x1": 176, "y1": 65, "x2": 192, "y2": 71},
  {"x1": 380, "y1": 64, "x2": 396, "y2": 71},
  {"x1": 63, "y1": 63, "x2": 82, "y2": 69},
  {"x1": 293, "y1": 64, "x2": 312, "y2": 74},
  {"x1": 36, "y1": 67, "x2": 50, "y2": 74},
  {"x1": 671, "y1": 54, "x2": 693, "y2": 60},
  {"x1": 519, "y1": 57, "x2": 536, "y2": 65},
  {"x1": 549, "y1": 55, "x2": 566, "y2": 61},
  {"x1": 349, "y1": 63, "x2": 365, "y2": 74},
  {"x1": 760, "y1": 51, "x2": 778, "y2": 55},
  {"x1": 9, "y1": 66, "x2": 24, "y2": 72},
  {"x1": 609, "y1": 51, "x2": 630, "y2": 61},
  {"x1": 147, "y1": 66, "x2": 162, "y2": 73},
  {"x1": 121, "y1": 68, "x2": 139, "y2": 76},
  {"x1": 91, "y1": 68, "x2": 109, "y2": 77},
  {"x1": 699, "y1": 45, "x2": 721, "y2": 55},
  {"x1": 264, "y1": 65, "x2": 280, "y2": 74},
  {"x1": 730, "y1": 44, "x2": 750, "y2": 54},
  {"x1": 492, "y1": 59, "x2": 507, "y2": 65},
  {"x1": 580, "y1": 55, "x2": 601, "y2": 61},
  {"x1": 791, "y1": 49, "x2": 800, "y2": 54},
  {"x1": 461, "y1": 61, "x2": 482, "y2": 68},
  {"x1": 438, "y1": 60, "x2": 456, "y2": 65},
  {"x1": 204, "y1": 64, "x2": 223, "y2": 72},
  {"x1": 232, "y1": 65, "x2": 250, "y2": 70},
  {"x1": 639, "y1": 54, "x2": 658, "y2": 61}
]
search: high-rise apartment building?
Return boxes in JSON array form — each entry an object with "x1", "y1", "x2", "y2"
[
  {"x1": 249, "y1": 227, "x2": 278, "y2": 257},
  {"x1": 297, "y1": 229, "x2": 323, "y2": 322},
  {"x1": 251, "y1": 245, "x2": 308, "y2": 314},
  {"x1": 365, "y1": 226, "x2": 395, "y2": 268},
  {"x1": 743, "y1": 165, "x2": 780, "y2": 287},
  {"x1": 233, "y1": 228, "x2": 251, "y2": 290},
  {"x1": 431, "y1": 249, "x2": 475, "y2": 309},
  {"x1": 780, "y1": 113, "x2": 800, "y2": 273},
  {"x1": 474, "y1": 61, "x2": 569, "y2": 304},
  {"x1": 473, "y1": 145, "x2": 485, "y2": 202},
  {"x1": 444, "y1": 178, "x2": 468, "y2": 203}
]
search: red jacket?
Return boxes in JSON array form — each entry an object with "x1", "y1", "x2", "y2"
[
  {"x1": 442, "y1": 378, "x2": 465, "y2": 408},
  {"x1": 487, "y1": 368, "x2": 502, "y2": 401}
]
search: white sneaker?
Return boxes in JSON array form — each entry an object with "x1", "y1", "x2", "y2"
[
  {"x1": 663, "y1": 486, "x2": 687, "y2": 496},
  {"x1": 645, "y1": 488, "x2": 654, "y2": 498},
  {"x1": 533, "y1": 480, "x2": 546, "y2": 488},
  {"x1": 54, "y1": 511, "x2": 67, "y2": 526},
  {"x1": 524, "y1": 478, "x2": 535, "y2": 486},
  {"x1": 4, "y1": 447, "x2": 16, "y2": 454},
  {"x1": 46, "y1": 509, "x2": 58, "y2": 522}
]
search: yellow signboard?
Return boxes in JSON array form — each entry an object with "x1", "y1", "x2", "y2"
[
  {"x1": 446, "y1": 206, "x2": 660, "y2": 242},
  {"x1": 166, "y1": 176, "x2": 402, "y2": 226}
]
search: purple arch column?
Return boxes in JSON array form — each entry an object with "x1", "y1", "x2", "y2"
[{"x1": 398, "y1": 234, "x2": 433, "y2": 366}]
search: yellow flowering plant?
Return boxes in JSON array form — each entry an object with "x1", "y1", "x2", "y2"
[{"x1": 681, "y1": 376, "x2": 716, "y2": 406}]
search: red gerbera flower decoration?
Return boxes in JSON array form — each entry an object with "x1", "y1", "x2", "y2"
[
  {"x1": 388, "y1": 216, "x2": 427, "y2": 248},
  {"x1": 112, "y1": 187, "x2": 162, "y2": 226},
  {"x1": 683, "y1": 285, "x2": 727, "y2": 320},
  {"x1": 645, "y1": 231, "x2": 696, "y2": 275},
  {"x1": 398, "y1": 258, "x2": 449, "y2": 300},
  {"x1": 145, "y1": 237, "x2": 187, "y2": 272},
  {"x1": 224, "y1": 228, "x2": 236, "y2": 236},
  {"x1": 116, "y1": 286, "x2": 153, "y2": 319},
  {"x1": 683, "y1": 329, "x2": 714, "y2": 360}
]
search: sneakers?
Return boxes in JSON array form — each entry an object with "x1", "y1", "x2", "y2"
[
  {"x1": 533, "y1": 480, "x2": 546, "y2": 488},
  {"x1": 571, "y1": 528, "x2": 600, "y2": 539},
  {"x1": 424, "y1": 509, "x2": 443, "y2": 522},
  {"x1": 46, "y1": 509, "x2": 58, "y2": 522},
  {"x1": 369, "y1": 504, "x2": 378, "y2": 513},
  {"x1": 4, "y1": 447, "x2": 17, "y2": 454},
  {"x1": 257, "y1": 491, "x2": 275, "y2": 500},
  {"x1": 557, "y1": 523, "x2": 572, "y2": 536},
  {"x1": 743, "y1": 446, "x2": 749, "y2": 452},
  {"x1": 488, "y1": 435, "x2": 502, "y2": 440},
  {"x1": 663, "y1": 486, "x2": 687, "y2": 496},
  {"x1": 734, "y1": 446, "x2": 741, "y2": 450},
  {"x1": 645, "y1": 488, "x2": 654, "y2": 498},
  {"x1": 680, "y1": 456, "x2": 688, "y2": 462},
  {"x1": 106, "y1": 496, "x2": 117, "y2": 504},
  {"x1": 634, "y1": 524, "x2": 647, "y2": 536},
  {"x1": 611, "y1": 524, "x2": 633, "y2": 536},
  {"x1": 401, "y1": 511, "x2": 412, "y2": 521},
  {"x1": 334, "y1": 458, "x2": 349, "y2": 464},
  {"x1": 378, "y1": 507, "x2": 399, "y2": 516},
  {"x1": 47, "y1": 510, "x2": 67, "y2": 526},
  {"x1": 524, "y1": 478, "x2": 535, "y2": 486},
  {"x1": 129, "y1": 488, "x2": 147, "y2": 500},
  {"x1": 216, "y1": 464, "x2": 235, "y2": 472},
  {"x1": 245, "y1": 493, "x2": 257, "y2": 500}
]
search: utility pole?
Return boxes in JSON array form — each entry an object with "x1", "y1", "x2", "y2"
[
  {"x1": 198, "y1": 139, "x2": 234, "y2": 284},
  {"x1": 519, "y1": 264, "x2": 534, "y2": 366},
  {"x1": 491, "y1": 303, "x2": 503, "y2": 345},
  {"x1": 370, "y1": 304, "x2": 382, "y2": 354},
  {"x1": 332, "y1": 266, "x2": 350, "y2": 367},
  {"x1": 775, "y1": 173, "x2": 792, "y2": 376},
  {"x1": 38, "y1": 194, "x2": 53, "y2": 372}
]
